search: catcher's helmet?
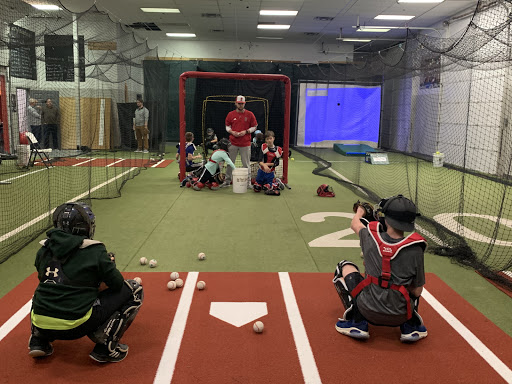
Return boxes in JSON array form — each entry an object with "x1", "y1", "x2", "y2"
[
  {"x1": 206, "y1": 127, "x2": 215, "y2": 135},
  {"x1": 53, "y1": 202, "x2": 96, "y2": 239},
  {"x1": 376, "y1": 194, "x2": 418, "y2": 232},
  {"x1": 317, "y1": 184, "x2": 335, "y2": 197},
  {"x1": 218, "y1": 138, "x2": 231, "y2": 151}
]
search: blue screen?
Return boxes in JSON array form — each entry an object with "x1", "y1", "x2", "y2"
[{"x1": 304, "y1": 87, "x2": 381, "y2": 145}]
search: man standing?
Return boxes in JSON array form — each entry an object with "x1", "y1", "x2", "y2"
[
  {"x1": 41, "y1": 98, "x2": 60, "y2": 149},
  {"x1": 222, "y1": 95, "x2": 257, "y2": 187},
  {"x1": 133, "y1": 99, "x2": 149, "y2": 153},
  {"x1": 27, "y1": 98, "x2": 42, "y2": 144}
]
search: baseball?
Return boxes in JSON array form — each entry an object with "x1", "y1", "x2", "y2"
[
  {"x1": 170, "y1": 272, "x2": 179, "y2": 281},
  {"x1": 290, "y1": 157, "x2": 295, "y2": 161},
  {"x1": 253, "y1": 321, "x2": 264, "y2": 333},
  {"x1": 167, "y1": 281, "x2": 177, "y2": 290},
  {"x1": 175, "y1": 278, "x2": 184, "y2": 288},
  {"x1": 196, "y1": 281, "x2": 206, "y2": 290},
  {"x1": 139, "y1": 257, "x2": 148, "y2": 265},
  {"x1": 134, "y1": 277, "x2": 142, "y2": 285},
  {"x1": 198, "y1": 252, "x2": 206, "y2": 260},
  {"x1": 149, "y1": 259, "x2": 158, "y2": 268}
]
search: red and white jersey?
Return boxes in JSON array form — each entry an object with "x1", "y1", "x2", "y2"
[
  {"x1": 259, "y1": 144, "x2": 283, "y2": 170},
  {"x1": 225, "y1": 109, "x2": 257, "y2": 147}
]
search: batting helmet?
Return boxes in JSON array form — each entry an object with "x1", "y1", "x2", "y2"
[
  {"x1": 317, "y1": 184, "x2": 335, "y2": 197},
  {"x1": 53, "y1": 202, "x2": 96, "y2": 239},
  {"x1": 218, "y1": 138, "x2": 231, "y2": 151}
]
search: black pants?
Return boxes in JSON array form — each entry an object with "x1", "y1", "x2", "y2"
[
  {"x1": 33, "y1": 283, "x2": 133, "y2": 341},
  {"x1": 44, "y1": 124, "x2": 59, "y2": 149}
]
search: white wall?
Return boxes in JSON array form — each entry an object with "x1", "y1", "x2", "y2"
[{"x1": 149, "y1": 39, "x2": 354, "y2": 63}]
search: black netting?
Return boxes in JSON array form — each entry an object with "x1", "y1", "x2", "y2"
[{"x1": 0, "y1": 1, "x2": 166, "y2": 262}]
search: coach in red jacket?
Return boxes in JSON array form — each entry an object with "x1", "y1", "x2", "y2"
[{"x1": 221, "y1": 95, "x2": 258, "y2": 187}]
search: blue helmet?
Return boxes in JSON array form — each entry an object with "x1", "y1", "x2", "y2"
[{"x1": 53, "y1": 201, "x2": 96, "y2": 239}]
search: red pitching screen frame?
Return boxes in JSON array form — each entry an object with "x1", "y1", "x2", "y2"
[{"x1": 178, "y1": 71, "x2": 291, "y2": 184}]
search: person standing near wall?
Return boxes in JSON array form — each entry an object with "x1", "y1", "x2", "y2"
[
  {"x1": 133, "y1": 99, "x2": 149, "y2": 153},
  {"x1": 27, "y1": 98, "x2": 42, "y2": 143},
  {"x1": 41, "y1": 98, "x2": 60, "y2": 149}
]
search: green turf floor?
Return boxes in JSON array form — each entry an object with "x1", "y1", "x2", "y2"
[{"x1": 1, "y1": 149, "x2": 511, "y2": 336}]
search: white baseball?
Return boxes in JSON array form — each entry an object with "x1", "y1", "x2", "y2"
[
  {"x1": 198, "y1": 252, "x2": 206, "y2": 260},
  {"x1": 167, "y1": 281, "x2": 177, "y2": 290},
  {"x1": 196, "y1": 280, "x2": 206, "y2": 290},
  {"x1": 175, "y1": 278, "x2": 184, "y2": 288},
  {"x1": 170, "y1": 272, "x2": 179, "y2": 281},
  {"x1": 253, "y1": 321, "x2": 264, "y2": 333},
  {"x1": 139, "y1": 257, "x2": 148, "y2": 265},
  {"x1": 149, "y1": 259, "x2": 157, "y2": 268},
  {"x1": 134, "y1": 277, "x2": 142, "y2": 285}
]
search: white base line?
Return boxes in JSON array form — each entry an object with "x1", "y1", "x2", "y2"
[
  {"x1": 1, "y1": 166, "x2": 54, "y2": 183},
  {"x1": 153, "y1": 271, "x2": 199, "y2": 384},
  {"x1": 73, "y1": 158, "x2": 95, "y2": 167},
  {"x1": 151, "y1": 159, "x2": 165, "y2": 168},
  {"x1": 323, "y1": 164, "x2": 368, "y2": 197},
  {"x1": 0, "y1": 300, "x2": 31, "y2": 342},
  {"x1": 106, "y1": 158, "x2": 125, "y2": 167},
  {"x1": 422, "y1": 288, "x2": 512, "y2": 383},
  {"x1": 278, "y1": 272, "x2": 321, "y2": 384},
  {"x1": 0, "y1": 167, "x2": 137, "y2": 243}
]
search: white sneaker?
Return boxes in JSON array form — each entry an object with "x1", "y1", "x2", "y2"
[
  {"x1": 135, "y1": 149, "x2": 142, "y2": 153},
  {"x1": 220, "y1": 181, "x2": 231, "y2": 188},
  {"x1": 143, "y1": 150, "x2": 149, "y2": 153}
]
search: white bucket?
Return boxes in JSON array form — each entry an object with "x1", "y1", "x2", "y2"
[
  {"x1": 433, "y1": 152, "x2": 445, "y2": 168},
  {"x1": 232, "y1": 168, "x2": 248, "y2": 193},
  {"x1": 17, "y1": 144, "x2": 30, "y2": 167}
]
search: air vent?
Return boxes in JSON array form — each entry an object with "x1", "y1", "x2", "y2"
[
  {"x1": 210, "y1": 29, "x2": 225, "y2": 32},
  {"x1": 304, "y1": 32, "x2": 319, "y2": 36},
  {"x1": 314, "y1": 16, "x2": 334, "y2": 21},
  {"x1": 202, "y1": 13, "x2": 221, "y2": 18},
  {"x1": 127, "y1": 22, "x2": 161, "y2": 31}
]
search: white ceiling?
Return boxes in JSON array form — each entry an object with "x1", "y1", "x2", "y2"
[{"x1": 22, "y1": 0, "x2": 478, "y2": 49}]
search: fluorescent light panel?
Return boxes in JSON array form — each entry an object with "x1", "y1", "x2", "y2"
[
  {"x1": 260, "y1": 10, "x2": 298, "y2": 16},
  {"x1": 32, "y1": 4, "x2": 61, "y2": 10},
  {"x1": 141, "y1": 8, "x2": 180, "y2": 13},
  {"x1": 375, "y1": 15, "x2": 415, "y2": 20},
  {"x1": 342, "y1": 38, "x2": 371, "y2": 42},
  {"x1": 257, "y1": 24, "x2": 290, "y2": 30},
  {"x1": 166, "y1": 33, "x2": 196, "y2": 37},
  {"x1": 398, "y1": 0, "x2": 444, "y2": 3},
  {"x1": 357, "y1": 28, "x2": 391, "y2": 32}
]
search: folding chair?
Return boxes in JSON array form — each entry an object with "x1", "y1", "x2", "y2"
[{"x1": 20, "y1": 132, "x2": 53, "y2": 168}]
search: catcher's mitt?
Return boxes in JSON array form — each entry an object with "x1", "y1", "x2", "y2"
[{"x1": 353, "y1": 201, "x2": 375, "y2": 222}]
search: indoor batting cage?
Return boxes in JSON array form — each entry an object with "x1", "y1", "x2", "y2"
[{"x1": 0, "y1": 1, "x2": 166, "y2": 262}]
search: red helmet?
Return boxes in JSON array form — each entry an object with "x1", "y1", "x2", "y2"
[{"x1": 317, "y1": 184, "x2": 335, "y2": 197}]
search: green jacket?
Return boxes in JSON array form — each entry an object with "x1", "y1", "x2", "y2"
[{"x1": 32, "y1": 228, "x2": 124, "y2": 324}]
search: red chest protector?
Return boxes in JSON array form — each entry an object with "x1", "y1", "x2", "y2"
[{"x1": 350, "y1": 221, "x2": 427, "y2": 319}]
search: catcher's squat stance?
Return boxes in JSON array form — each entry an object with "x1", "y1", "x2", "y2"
[
  {"x1": 28, "y1": 202, "x2": 143, "y2": 362},
  {"x1": 333, "y1": 195, "x2": 428, "y2": 342}
]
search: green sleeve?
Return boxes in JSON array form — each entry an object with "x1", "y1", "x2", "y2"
[{"x1": 97, "y1": 247, "x2": 124, "y2": 291}]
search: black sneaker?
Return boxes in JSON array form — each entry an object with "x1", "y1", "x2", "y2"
[
  {"x1": 28, "y1": 335, "x2": 54, "y2": 358},
  {"x1": 89, "y1": 342, "x2": 129, "y2": 363}
]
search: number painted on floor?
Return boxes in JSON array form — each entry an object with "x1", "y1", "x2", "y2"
[
  {"x1": 433, "y1": 213, "x2": 512, "y2": 246},
  {"x1": 301, "y1": 212, "x2": 360, "y2": 248}
]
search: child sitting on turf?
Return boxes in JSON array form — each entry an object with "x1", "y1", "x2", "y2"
[
  {"x1": 204, "y1": 128, "x2": 218, "y2": 153},
  {"x1": 193, "y1": 138, "x2": 235, "y2": 191},
  {"x1": 250, "y1": 132, "x2": 265, "y2": 162},
  {"x1": 253, "y1": 130, "x2": 283, "y2": 195},
  {"x1": 176, "y1": 132, "x2": 203, "y2": 176}
]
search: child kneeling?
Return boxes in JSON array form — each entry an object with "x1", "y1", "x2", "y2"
[{"x1": 193, "y1": 138, "x2": 235, "y2": 191}]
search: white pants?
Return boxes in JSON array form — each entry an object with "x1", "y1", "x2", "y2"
[{"x1": 225, "y1": 145, "x2": 251, "y2": 185}]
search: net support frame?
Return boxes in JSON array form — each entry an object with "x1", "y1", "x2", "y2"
[{"x1": 178, "y1": 71, "x2": 291, "y2": 184}]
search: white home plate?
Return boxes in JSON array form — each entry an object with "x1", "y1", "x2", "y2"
[{"x1": 209, "y1": 302, "x2": 268, "y2": 327}]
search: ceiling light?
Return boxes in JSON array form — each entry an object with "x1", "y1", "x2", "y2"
[
  {"x1": 256, "y1": 37, "x2": 284, "y2": 39},
  {"x1": 340, "y1": 38, "x2": 371, "y2": 42},
  {"x1": 375, "y1": 15, "x2": 415, "y2": 20},
  {"x1": 257, "y1": 24, "x2": 290, "y2": 30},
  {"x1": 357, "y1": 28, "x2": 391, "y2": 32},
  {"x1": 31, "y1": 4, "x2": 61, "y2": 10},
  {"x1": 166, "y1": 33, "x2": 196, "y2": 37},
  {"x1": 260, "y1": 10, "x2": 298, "y2": 16},
  {"x1": 141, "y1": 8, "x2": 180, "y2": 13},
  {"x1": 398, "y1": 0, "x2": 444, "y2": 3}
]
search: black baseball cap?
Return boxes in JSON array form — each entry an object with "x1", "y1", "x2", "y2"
[{"x1": 382, "y1": 195, "x2": 417, "y2": 232}]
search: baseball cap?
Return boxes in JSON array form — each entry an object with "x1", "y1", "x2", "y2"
[
  {"x1": 381, "y1": 195, "x2": 417, "y2": 232},
  {"x1": 236, "y1": 95, "x2": 246, "y2": 104}
]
